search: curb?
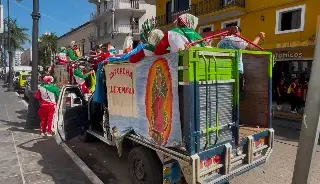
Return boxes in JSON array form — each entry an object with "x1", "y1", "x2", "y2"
[
  {"x1": 61, "y1": 143, "x2": 104, "y2": 184},
  {"x1": 15, "y1": 91, "x2": 104, "y2": 184}
]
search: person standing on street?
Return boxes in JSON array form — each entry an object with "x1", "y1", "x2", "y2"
[
  {"x1": 276, "y1": 79, "x2": 287, "y2": 110},
  {"x1": 35, "y1": 76, "x2": 60, "y2": 136},
  {"x1": 287, "y1": 78, "x2": 299, "y2": 113}
]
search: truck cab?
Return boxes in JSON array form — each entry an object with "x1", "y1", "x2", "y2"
[{"x1": 53, "y1": 47, "x2": 274, "y2": 184}]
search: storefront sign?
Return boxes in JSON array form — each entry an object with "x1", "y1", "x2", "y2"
[
  {"x1": 275, "y1": 52, "x2": 303, "y2": 59},
  {"x1": 276, "y1": 40, "x2": 315, "y2": 49}
]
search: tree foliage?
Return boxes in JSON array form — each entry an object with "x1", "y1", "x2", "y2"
[
  {"x1": 4, "y1": 18, "x2": 30, "y2": 51},
  {"x1": 39, "y1": 33, "x2": 58, "y2": 69}
]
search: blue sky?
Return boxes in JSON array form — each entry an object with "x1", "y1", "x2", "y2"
[{"x1": 3, "y1": 0, "x2": 95, "y2": 48}]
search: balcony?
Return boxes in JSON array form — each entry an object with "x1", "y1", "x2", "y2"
[
  {"x1": 156, "y1": 0, "x2": 246, "y2": 27},
  {"x1": 111, "y1": 24, "x2": 140, "y2": 35},
  {"x1": 91, "y1": 0, "x2": 146, "y2": 23},
  {"x1": 144, "y1": 0, "x2": 156, "y2": 5},
  {"x1": 98, "y1": 24, "x2": 140, "y2": 39}
]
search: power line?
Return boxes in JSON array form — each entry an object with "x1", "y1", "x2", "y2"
[{"x1": 9, "y1": 0, "x2": 74, "y2": 28}]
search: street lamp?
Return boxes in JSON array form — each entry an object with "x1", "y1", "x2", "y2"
[
  {"x1": 25, "y1": 0, "x2": 40, "y2": 129},
  {"x1": 7, "y1": 0, "x2": 14, "y2": 91},
  {"x1": 111, "y1": 0, "x2": 115, "y2": 39}
]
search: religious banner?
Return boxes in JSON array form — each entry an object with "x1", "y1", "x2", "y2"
[
  {"x1": 105, "y1": 64, "x2": 137, "y2": 117},
  {"x1": 105, "y1": 54, "x2": 182, "y2": 147}
]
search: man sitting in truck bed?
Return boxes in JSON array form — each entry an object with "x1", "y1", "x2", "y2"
[{"x1": 217, "y1": 26, "x2": 265, "y2": 93}]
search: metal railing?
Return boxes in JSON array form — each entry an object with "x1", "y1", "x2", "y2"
[
  {"x1": 190, "y1": 0, "x2": 245, "y2": 16},
  {"x1": 105, "y1": 24, "x2": 139, "y2": 35},
  {"x1": 156, "y1": 0, "x2": 245, "y2": 27},
  {"x1": 90, "y1": 0, "x2": 141, "y2": 20}
]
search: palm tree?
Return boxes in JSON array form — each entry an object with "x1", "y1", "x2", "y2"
[
  {"x1": 4, "y1": 18, "x2": 30, "y2": 51},
  {"x1": 39, "y1": 32, "x2": 58, "y2": 69}
]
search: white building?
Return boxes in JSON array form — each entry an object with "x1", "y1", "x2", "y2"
[
  {"x1": 20, "y1": 48, "x2": 32, "y2": 66},
  {"x1": 88, "y1": 0, "x2": 156, "y2": 53},
  {"x1": 14, "y1": 50, "x2": 23, "y2": 66},
  {"x1": 57, "y1": 22, "x2": 96, "y2": 56}
]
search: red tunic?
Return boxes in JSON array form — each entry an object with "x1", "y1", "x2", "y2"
[
  {"x1": 154, "y1": 32, "x2": 170, "y2": 55},
  {"x1": 92, "y1": 52, "x2": 111, "y2": 69}
]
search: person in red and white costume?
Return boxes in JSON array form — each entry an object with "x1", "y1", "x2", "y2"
[{"x1": 35, "y1": 76, "x2": 60, "y2": 136}]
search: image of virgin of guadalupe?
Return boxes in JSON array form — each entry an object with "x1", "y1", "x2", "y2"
[{"x1": 149, "y1": 66, "x2": 169, "y2": 145}]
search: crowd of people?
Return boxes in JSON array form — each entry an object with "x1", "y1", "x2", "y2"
[
  {"x1": 36, "y1": 13, "x2": 267, "y2": 136},
  {"x1": 275, "y1": 74, "x2": 308, "y2": 114}
]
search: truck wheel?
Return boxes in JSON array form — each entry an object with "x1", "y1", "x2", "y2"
[
  {"x1": 128, "y1": 146, "x2": 162, "y2": 184},
  {"x1": 78, "y1": 131, "x2": 94, "y2": 142}
]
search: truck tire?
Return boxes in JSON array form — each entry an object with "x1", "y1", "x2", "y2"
[
  {"x1": 78, "y1": 131, "x2": 95, "y2": 142},
  {"x1": 128, "y1": 146, "x2": 162, "y2": 184}
]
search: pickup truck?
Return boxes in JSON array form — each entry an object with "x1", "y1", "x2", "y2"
[{"x1": 53, "y1": 47, "x2": 274, "y2": 184}]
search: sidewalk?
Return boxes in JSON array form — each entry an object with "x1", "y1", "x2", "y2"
[{"x1": 0, "y1": 82, "x2": 103, "y2": 184}]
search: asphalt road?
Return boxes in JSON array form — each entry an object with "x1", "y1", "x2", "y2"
[
  {"x1": 19, "y1": 93, "x2": 320, "y2": 184},
  {"x1": 65, "y1": 118, "x2": 320, "y2": 184}
]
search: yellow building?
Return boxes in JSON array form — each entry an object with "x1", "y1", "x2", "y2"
[{"x1": 156, "y1": 0, "x2": 319, "y2": 82}]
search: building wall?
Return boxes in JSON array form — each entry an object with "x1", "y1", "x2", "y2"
[
  {"x1": 20, "y1": 48, "x2": 32, "y2": 66},
  {"x1": 206, "y1": 0, "x2": 318, "y2": 50},
  {"x1": 14, "y1": 50, "x2": 23, "y2": 66},
  {"x1": 57, "y1": 22, "x2": 96, "y2": 55},
  {"x1": 156, "y1": 0, "x2": 319, "y2": 50},
  {"x1": 92, "y1": 0, "x2": 156, "y2": 52}
]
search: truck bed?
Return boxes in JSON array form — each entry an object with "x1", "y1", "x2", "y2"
[{"x1": 239, "y1": 125, "x2": 269, "y2": 140}]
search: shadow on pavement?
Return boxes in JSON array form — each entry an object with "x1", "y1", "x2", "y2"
[
  {"x1": 0, "y1": 116, "x2": 97, "y2": 183},
  {"x1": 15, "y1": 109, "x2": 28, "y2": 121},
  {"x1": 272, "y1": 119, "x2": 320, "y2": 146}
]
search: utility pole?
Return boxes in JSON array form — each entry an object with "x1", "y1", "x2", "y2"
[
  {"x1": 111, "y1": 0, "x2": 115, "y2": 39},
  {"x1": 7, "y1": 0, "x2": 14, "y2": 91},
  {"x1": 292, "y1": 24, "x2": 320, "y2": 184},
  {"x1": 25, "y1": 0, "x2": 40, "y2": 129},
  {"x1": 0, "y1": 0, "x2": 3, "y2": 79}
]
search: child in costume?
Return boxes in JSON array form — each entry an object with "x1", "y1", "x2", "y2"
[
  {"x1": 89, "y1": 44, "x2": 111, "y2": 70},
  {"x1": 123, "y1": 36, "x2": 133, "y2": 54},
  {"x1": 57, "y1": 47, "x2": 68, "y2": 65},
  {"x1": 67, "y1": 41, "x2": 79, "y2": 61},
  {"x1": 107, "y1": 42, "x2": 118, "y2": 55},
  {"x1": 154, "y1": 13, "x2": 205, "y2": 55},
  {"x1": 73, "y1": 63, "x2": 94, "y2": 94},
  {"x1": 129, "y1": 19, "x2": 164, "y2": 63},
  {"x1": 35, "y1": 76, "x2": 60, "y2": 136},
  {"x1": 71, "y1": 41, "x2": 82, "y2": 57}
]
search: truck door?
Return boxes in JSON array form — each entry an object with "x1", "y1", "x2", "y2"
[{"x1": 54, "y1": 85, "x2": 90, "y2": 143}]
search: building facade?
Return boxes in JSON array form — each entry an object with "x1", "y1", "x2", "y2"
[
  {"x1": 57, "y1": 22, "x2": 96, "y2": 56},
  {"x1": 14, "y1": 50, "x2": 23, "y2": 66},
  {"x1": 156, "y1": 0, "x2": 319, "y2": 117},
  {"x1": 88, "y1": 0, "x2": 156, "y2": 53},
  {"x1": 20, "y1": 48, "x2": 32, "y2": 66}
]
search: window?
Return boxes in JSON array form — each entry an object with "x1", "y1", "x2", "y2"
[
  {"x1": 103, "y1": 22, "x2": 108, "y2": 35},
  {"x1": 104, "y1": 1, "x2": 108, "y2": 11},
  {"x1": 223, "y1": 0, "x2": 234, "y2": 6},
  {"x1": 97, "y1": 5, "x2": 101, "y2": 15},
  {"x1": 173, "y1": 0, "x2": 190, "y2": 12},
  {"x1": 130, "y1": 17, "x2": 139, "y2": 33},
  {"x1": 166, "y1": 1, "x2": 172, "y2": 23},
  {"x1": 199, "y1": 25, "x2": 214, "y2": 34},
  {"x1": 275, "y1": 5, "x2": 306, "y2": 34},
  {"x1": 221, "y1": 18, "x2": 240, "y2": 28},
  {"x1": 97, "y1": 25, "x2": 101, "y2": 37}
]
